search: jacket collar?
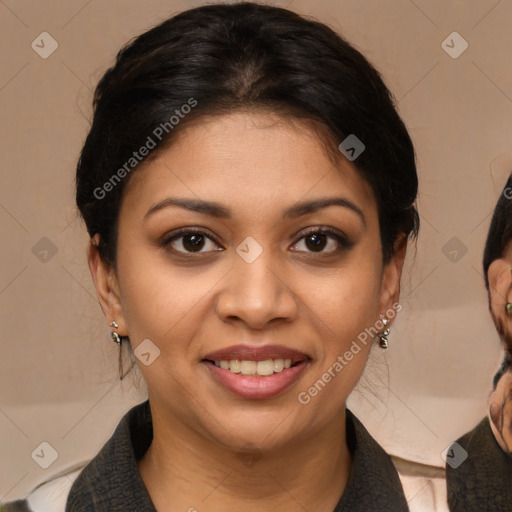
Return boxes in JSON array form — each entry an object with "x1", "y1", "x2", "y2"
[
  {"x1": 66, "y1": 400, "x2": 408, "y2": 511},
  {"x1": 65, "y1": 400, "x2": 155, "y2": 511},
  {"x1": 446, "y1": 415, "x2": 512, "y2": 510}
]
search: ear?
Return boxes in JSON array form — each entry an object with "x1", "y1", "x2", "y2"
[
  {"x1": 379, "y1": 233, "x2": 407, "y2": 322},
  {"x1": 87, "y1": 234, "x2": 128, "y2": 335},
  {"x1": 487, "y1": 257, "x2": 512, "y2": 329}
]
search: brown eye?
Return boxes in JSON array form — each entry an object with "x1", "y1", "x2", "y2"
[
  {"x1": 304, "y1": 232, "x2": 328, "y2": 252},
  {"x1": 181, "y1": 233, "x2": 207, "y2": 252},
  {"x1": 163, "y1": 228, "x2": 223, "y2": 254},
  {"x1": 291, "y1": 228, "x2": 351, "y2": 254}
]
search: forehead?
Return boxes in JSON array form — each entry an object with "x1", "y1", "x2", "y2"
[{"x1": 120, "y1": 111, "x2": 377, "y2": 221}]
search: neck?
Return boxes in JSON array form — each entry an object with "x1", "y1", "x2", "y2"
[{"x1": 138, "y1": 400, "x2": 352, "y2": 512}]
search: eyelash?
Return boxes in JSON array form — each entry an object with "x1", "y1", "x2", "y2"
[{"x1": 161, "y1": 226, "x2": 352, "y2": 256}]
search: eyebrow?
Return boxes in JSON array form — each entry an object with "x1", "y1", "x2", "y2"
[{"x1": 144, "y1": 196, "x2": 366, "y2": 225}]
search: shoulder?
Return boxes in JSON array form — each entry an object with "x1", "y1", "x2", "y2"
[
  {"x1": 446, "y1": 415, "x2": 512, "y2": 511},
  {"x1": 347, "y1": 411, "x2": 449, "y2": 512},
  {"x1": 1, "y1": 466, "x2": 85, "y2": 512},
  {"x1": 65, "y1": 400, "x2": 155, "y2": 511},
  {"x1": 336, "y1": 410, "x2": 409, "y2": 511},
  {"x1": 2, "y1": 401, "x2": 149, "y2": 512}
]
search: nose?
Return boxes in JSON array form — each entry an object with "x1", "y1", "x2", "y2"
[{"x1": 215, "y1": 247, "x2": 298, "y2": 330}]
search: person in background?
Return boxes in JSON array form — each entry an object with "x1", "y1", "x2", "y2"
[{"x1": 446, "y1": 174, "x2": 512, "y2": 511}]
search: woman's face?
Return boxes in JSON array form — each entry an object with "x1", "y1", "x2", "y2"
[{"x1": 92, "y1": 111, "x2": 405, "y2": 452}]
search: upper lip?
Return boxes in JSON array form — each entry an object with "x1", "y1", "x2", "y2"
[{"x1": 203, "y1": 344, "x2": 310, "y2": 364}]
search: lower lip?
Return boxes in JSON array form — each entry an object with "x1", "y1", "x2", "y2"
[{"x1": 202, "y1": 361, "x2": 309, "y2": 399}]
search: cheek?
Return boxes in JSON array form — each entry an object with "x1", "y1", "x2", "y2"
[
  {"x1": 303, "y1": 262, "x2": 382, "y2": 340},
  {"x1": 115, "y1": 254, "x2": 210, "y2": 393},
  {"x1": 115, "y1": 245, "x2": 209, "y2": 347},
  {"x1": 297, "y1": 259, "x2": 382, "y2": 385}
]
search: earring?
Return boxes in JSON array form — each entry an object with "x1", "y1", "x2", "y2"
[
  {"x1": 109, "y1": 320, "x2": 129, "y2": 380},
  {"x1": 111, "y1": 331, "x2": 121, "y2": 344},
  {"x1": 110, "y1": 320, "x2": 121, "y2": 345},
  {"x1": 506, "y1": 303, "x2": 512, "y2": 316},
  {"x1": 378, "y1": 317, "x2": 390, "y2": 349}
]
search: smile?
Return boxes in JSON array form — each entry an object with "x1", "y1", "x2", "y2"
[
  {"x1": 201, "y1": 344, "x2": 311, "y2": 399},
  {"x1": 210, "y1": 358, "x2": 293, "y2": 376}
]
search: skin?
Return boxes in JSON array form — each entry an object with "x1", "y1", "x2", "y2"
[
  {"x1": 486, "y1": 245, "x2": 512, "y2": 453},
  {"x1": 88, "y1": 111, "x2": 407, "y2": 511}
]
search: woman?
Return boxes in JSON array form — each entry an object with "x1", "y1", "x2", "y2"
[
  {"x1": 3, "y1": 2, "x2": 419, "y2": 510},
  {"x1": 446, "y1": 174, "x2": 512, "y2": 511}
]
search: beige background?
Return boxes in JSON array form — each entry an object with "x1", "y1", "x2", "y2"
[{"x1": 1, "y1": 0, "x2": 511, "y2": 506}]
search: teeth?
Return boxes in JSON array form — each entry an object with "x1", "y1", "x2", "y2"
[
  {"x1": 213, "y1": 358, "x2": 295, "y2": 376},
  {"x1": 240, "y1": 360, "x2": 257, "y2": 375},
  {"x1": 274, "y1": 359, "x2": 284, "y2": 372},
  {"x1": 257, "y1": 360, "x2": 274, "y2": 376}
]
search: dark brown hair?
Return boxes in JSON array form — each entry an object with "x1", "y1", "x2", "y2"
[{"x1": 75, "y1": 1, "x2": 419, "y2": 269}]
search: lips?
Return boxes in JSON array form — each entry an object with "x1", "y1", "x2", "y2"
[
  {"x1": 202, "y1": 344, "x2": 310, "y2": 364},
  {"x1": 201, "y1": 344, "x2": 311, "y2": 399}
]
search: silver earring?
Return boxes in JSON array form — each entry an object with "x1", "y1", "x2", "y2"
[
  {"x1": 378, "y1": 317, "x2": 390, "y2": 349},
  {"x1": 111, "y1": 331, "x2": 121, "y2": 344},
  {"x1": 110, "y1": 320, "x2": 121, "y2": 344},
  {"x1": 109, "y1": 321, "x2": 128, "y2": 380}
]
